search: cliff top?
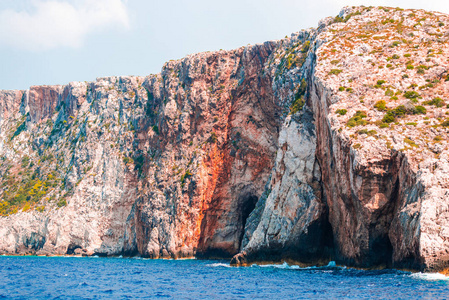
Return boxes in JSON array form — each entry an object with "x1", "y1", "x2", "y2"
[{"x1": 311, "y1": 6, "x2": 449, "y2": 178}]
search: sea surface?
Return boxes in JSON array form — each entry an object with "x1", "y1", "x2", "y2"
[{"x1": 0, "y1": 256, "x2": 448, "y2": 299}]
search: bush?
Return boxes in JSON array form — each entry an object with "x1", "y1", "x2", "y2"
[
  {"x1": 374, "y1": 100, "x2": 387, "y2": 111},
  {"x1": 329, "y1": 69, "x2": 342, "y2": 75},
  {"x1": 415, "y1": 105, "x2": 427, "y2": 114},
  {"x1": 123, "y1": 157, "x2": 133, "y2": 164},
  {"x1": 385, "y1": 89, "x2": 394, "y2": 97},
  {"x1": 290, "y1": 79, "x2": 307, "y2": 114},
  {"x1": 180, "y1": 169, "x2": 193, "y2": 185},
  {"x1": 347, "y1": 111, "x2": 367, "y2": 127},
  {"x1": 57, "y1": 199, "x2": 67, "y2": 208},
  {"x1": 404, "y1": 91, "x2": 419, "y2": 99},
  {"x1": 382, "y1": 113, "x2": 396, "y2": 123},
  {"x1": 382, "y1": 104, "x2": 426, "y2": 123},
  {"x1": 404, "y1": 138, "x2": 418, "y2": 148},
  {"x1": 423, "y1": 97, "x2": 445, "y2": 107},
  {"x1": 336, "y1": 109, "x2": 347, "y2": 115}
]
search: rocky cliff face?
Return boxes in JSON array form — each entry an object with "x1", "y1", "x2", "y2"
[{"x1": 1, "y1": 6, "x2": 449, "y2": 272}]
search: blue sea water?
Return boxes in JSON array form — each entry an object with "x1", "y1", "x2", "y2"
[{"x1": 0, "y1": 256, "x2": 448, "y2": 299}]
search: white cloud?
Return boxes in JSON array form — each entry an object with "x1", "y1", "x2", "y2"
[{"x1": 0, "y1": 0, "x2": 129, "y2": 51}]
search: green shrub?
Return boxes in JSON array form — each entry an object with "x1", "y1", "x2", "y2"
[
  {"x1": 358, "y1": 129, "x2": 377, "y2": 136},
  {"x1": 301, "y1": 41, "x2": 311, "y2": 53},
  {"x1": 404, "y1": 91, "x2": 419, "y2": 99},
  {"x1": 57, "y1": 199, "x2": 67, "y2": 208},
  {"x1": 290, "y1": 97, "x2": 305, "y2": 114},
  {"x1": 423, "y1": 97, "x2": 445, "y2": 107},
  {"x1": 385, "y1": 89, "x2": 394, "y2": 96},
  {"x1": 404, "y1": 137, "x2": 418, "y2": 148},
  {"x1": 358, "y1": 129, "x2": 368, "y2": 135},
  {"x1": 152, "y1": 125, "x2": 159, "y2": 134},
  {"x1": 415, "y1": 105, "x2": 427, "y2": 114},
  {"x1": 382, "y1": 113, "x2": 396, "y2": 123},
  {"x1": 336, "y1": 109, "x2": 347, "y2": 115},
  {"x1": 406, "y1": 65, "x2": 414, "y2": 70},
  {"x1": 123, "y1": 157, "x2": 133, "y2": 164},
  {"x1": 290, "y1": 79, "x2": 307, "y2": 114},
  {"x1": 347, "y1": 111, "x2": 367, "y2": 127},
  {"x1": 382, "y1": 104, "x2": 426, "y2": 123},
  {"x1": 339, "y1": 86, "x2": 345, "y2": 91},
  {"x1": 180, "y1": 169, "x2": 193, "y2": 187},
  {"x1": 374, "y1": 100, "x2": 387, "y2": 111},
  {"x1": 329, "y1": 69, "x2": 342, "y2": 75}
]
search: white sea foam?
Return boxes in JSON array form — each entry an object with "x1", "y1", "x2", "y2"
[
  {"x1": 206, "y1": 263, "x2": 232, "y2": 268},
  {"x1": 207, "y1": 260, "x2": 340, "y2": 270},
  {"x1": 411, "y1": 272, "x2": 449, "y2": 281},
  {"x1": 251, "y1": 261, "x2": 338, "y2": 270}
]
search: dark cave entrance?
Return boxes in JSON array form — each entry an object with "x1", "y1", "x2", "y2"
[
  {"x1": 369, "y1": 234, "x2": 394, "y2": 268},
  {"x1": 238, "y1": 194, "x2": 259, "y2": 248}
]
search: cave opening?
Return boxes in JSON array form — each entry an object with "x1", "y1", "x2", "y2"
[
  {"x1": 238, "y1": 194, "x2": 259, "y2": 249},
  {"x1": 66, "y1": 244, "x2": 81, "y2": 255},
  {"x1": 370, "y1": 234, "x2": 393, "y2": 268}
]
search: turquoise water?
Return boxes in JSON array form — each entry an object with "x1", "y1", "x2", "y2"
[{"x1": 0, "y1": 256, "x2": 448, "y2": 299}]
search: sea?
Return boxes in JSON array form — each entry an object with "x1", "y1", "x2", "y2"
[{"x1": 0, "y1": 256, "x2": 448, "y2": 299}]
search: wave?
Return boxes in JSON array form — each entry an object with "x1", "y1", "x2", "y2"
[
  {"x1": 410, "y1": 272, "x2": 449, "y2": 281},
  {"x1": 206, "y1": 261, "x2": 341, "y2": 270},
  {"x1": 251, "y1": 261, "x2": 341, "y2": 270},
  {"x1": 206, "y1": 263, "x2": 233, "y2": 268}
]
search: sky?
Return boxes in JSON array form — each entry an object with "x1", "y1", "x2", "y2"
[{"x1": 0, "y1": 0, "x2": 448, "y2": 90}]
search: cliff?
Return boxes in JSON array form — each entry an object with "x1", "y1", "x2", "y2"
[{"x1": 1, "y1": 6, "x2": 449, "y2": 272}]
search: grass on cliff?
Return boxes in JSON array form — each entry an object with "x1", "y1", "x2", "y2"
[
  {"x1": 290, "y1": 79, "x2": 307, "y2": 114},
  {"x1": 0, "y1": 172, "x2": 61, "y2": 216}
]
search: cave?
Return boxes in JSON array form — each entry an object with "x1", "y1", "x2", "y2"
[{"x1": 238, "y1": 194, "x2": 259, "y2": 248}]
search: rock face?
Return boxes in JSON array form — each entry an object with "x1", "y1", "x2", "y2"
[{"x1": 1, "y1": 6, "x2": 449, "y2": 272}]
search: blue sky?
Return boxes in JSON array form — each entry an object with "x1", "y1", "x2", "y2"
[{"x1": 0, "y1": 0, "x2": 448, "y2": 90}]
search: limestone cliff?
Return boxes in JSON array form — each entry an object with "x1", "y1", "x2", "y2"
[{"x1": 1, "y1": 6, "x2": 449, "y2": 272}]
